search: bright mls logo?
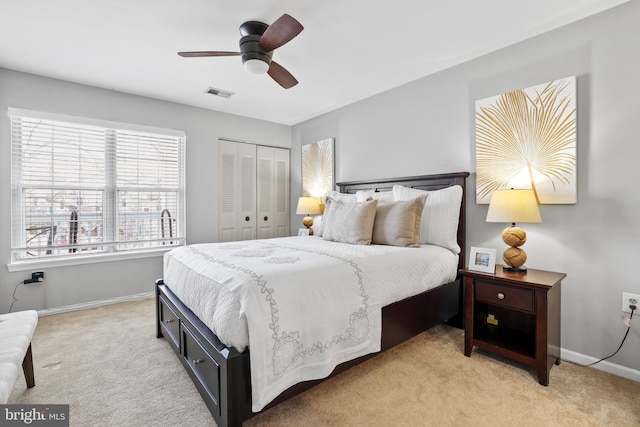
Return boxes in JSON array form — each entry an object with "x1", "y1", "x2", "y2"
[{"x1": 1, "y1": 405, "x2": 69, "y2": 426}]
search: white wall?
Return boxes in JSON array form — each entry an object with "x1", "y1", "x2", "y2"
[
  {"x1": 2, "y1": 2, "x2": 638, "y2": 377},
  {"x1": 292, "y1": 2, "x2": 640, "y2": 375},
  {"x1": 0, "y1": 68, "x2": 291, "y2": 313}
]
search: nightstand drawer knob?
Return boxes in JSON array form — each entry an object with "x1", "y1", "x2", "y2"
[
  {"x1": 193, "y1": 358, "x2": 204, "y2": 365},
  {"x1": 497, "y1": 292, "x2": 505, "y2": 300}
]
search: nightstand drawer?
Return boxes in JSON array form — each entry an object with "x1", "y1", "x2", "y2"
[{"x1": 475, "y1": 281, "x2": 534, "y2": 312}]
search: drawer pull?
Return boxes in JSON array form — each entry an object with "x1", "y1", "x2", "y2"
[
  {"x1": 193, "y1": 359, "x2": 204, "y2": 365},
  {"x1": 164, "y1": 319, "x2": 174, "y2": 324},
  {"x1": 497, "y1": 292, "x2": 505, "y2": 300}
]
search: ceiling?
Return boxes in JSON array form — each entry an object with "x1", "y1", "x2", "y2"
[{"x1": 0, "y1": 0, "x2": 629, "y2": 126}]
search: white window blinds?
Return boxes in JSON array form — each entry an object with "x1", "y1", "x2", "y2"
[{"x1": 10, "y1": 108, "x2": 185, "y2": 261}]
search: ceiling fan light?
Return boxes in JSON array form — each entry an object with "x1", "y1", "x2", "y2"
[{"x1": 243, "y1": 58, "x2": 270, "y2": 74}]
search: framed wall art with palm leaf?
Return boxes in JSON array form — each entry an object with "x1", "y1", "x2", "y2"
[
  {"x1": 302, "y1": 138, "x2": 334, "y2": 199},
  {"x1": 475, "y1": 76, "x2": 577, "y2": 204}
]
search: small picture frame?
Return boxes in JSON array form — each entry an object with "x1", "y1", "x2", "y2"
[
  {"x1": 469, "y1": 247, "x2": 497, "y2": 274},
  {"x1": 298, "y1": 228, "x2": 310, "y2": 236}
]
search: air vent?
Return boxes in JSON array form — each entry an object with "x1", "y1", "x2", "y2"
[{"x1": 205, "y1": 87, "x2": 234, "y2": 99}]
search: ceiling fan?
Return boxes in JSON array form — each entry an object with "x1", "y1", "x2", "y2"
[{"x1": 178, "y1": 14, "x2": 303, "y2": 89}]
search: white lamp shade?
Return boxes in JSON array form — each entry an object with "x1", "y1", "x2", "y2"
[
  {"x1": 296, "y1": 197, "x2": 322, "y2": 215},
  {"x1": 486, "y1": 189, "x2": 542, "y2": 223}
]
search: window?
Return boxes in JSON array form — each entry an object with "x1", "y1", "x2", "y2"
[{"x1": 9, "y1": 108, "x2": 185, "y2": 264}]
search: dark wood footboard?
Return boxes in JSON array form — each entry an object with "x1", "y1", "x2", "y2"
[
  {"x1": 157, "y1": 279, "x2": 253, "y2": 426},
  {"x1": 156, "y1": 276, "x2": 461, "y2": 426},
  {"x1": 155, "y1": 171, "x2": 469, "y2": 426}
]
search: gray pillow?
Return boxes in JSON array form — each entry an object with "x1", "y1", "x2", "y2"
[
  {"x1": 355, "y1": 190, "x2": 394, "y2": 203},
  {"x1": 322, "y1": 199, "x2": 378, "y2": 245},
  {"x1": 316, "y1": 192, "x2": 358, "y2": 237},
  {"x1": 371, "y1": 195, "x2": 427, "y2": 247}
]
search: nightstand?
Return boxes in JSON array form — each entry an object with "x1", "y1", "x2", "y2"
[{"x1": 460, "y1": 266, "x2": 565, "y2": 386}]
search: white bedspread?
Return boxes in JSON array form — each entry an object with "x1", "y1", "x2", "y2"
[{"x1": 163, "y1": 236, "x2": 458, "y2": 411}]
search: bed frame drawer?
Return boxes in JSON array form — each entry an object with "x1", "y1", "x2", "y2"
[
  {"x1": 182, "y1": 323, "x2": 221, "y2": 415},
  {"x1": 159, "y1": 295, "x2": 180, "y2": 351}
]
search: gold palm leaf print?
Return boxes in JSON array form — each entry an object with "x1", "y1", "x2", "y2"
[
  {"x1": 476, "y1": 77, "x2": 576, "y2": 204},
  {"x1": 302, "y1": 139, "x2": 334, "y2": 197}
]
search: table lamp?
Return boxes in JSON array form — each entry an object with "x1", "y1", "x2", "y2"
[
  {"x1": 296, "y1": 197, "x2": 322, "y2": 235},
  {"x1": 486, "y1": 188, "x2": 542, "y2": 273}
]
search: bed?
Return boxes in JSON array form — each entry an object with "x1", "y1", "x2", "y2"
[{"x1": 156, "y1": 171, "x2": 469, "y2": 427}]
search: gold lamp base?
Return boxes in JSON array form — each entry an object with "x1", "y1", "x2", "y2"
[
  {"x1": 501, "y1": 226, "x2": 527, "y2": 273},
  {"x1": 302, "y1": 216, "x2": 314, "y2": 236}
]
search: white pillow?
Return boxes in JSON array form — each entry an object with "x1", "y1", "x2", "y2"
[
  {"x1": 371, "y1": 195, "x2": 427, "y2": 247},
  {"x1": 322, "y1": 198, "x2": 378, "y2": 245},
  {"x1": 392, "y1": 184, "x2": 463, "y2": 253},
  {"x1": 326, "y1": 190, "x2": 358, "y2": 203},
  {"x1": 355, "y1": 190, "x2": 394, "y2": 203},
  {"x1": 316, "y1": 191, "x2": 358, "y2": 237}
]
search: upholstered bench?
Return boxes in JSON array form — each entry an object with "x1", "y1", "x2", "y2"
[{"x1": 0, "y1": 310, "x2": 38, "y2": 404}]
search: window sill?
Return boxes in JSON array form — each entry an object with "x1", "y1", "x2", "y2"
[{"x1": 7, "y1": 247, "x2": 177, "y2": 272}]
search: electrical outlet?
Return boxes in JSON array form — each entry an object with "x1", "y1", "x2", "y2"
[
  {"x1": 622, "y1": 292, "x2": 639, "y2": 313},
  {"x1": 24, "y1": 271, "x2": 44, "y2": 284}
]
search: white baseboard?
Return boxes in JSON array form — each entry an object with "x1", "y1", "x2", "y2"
[
  {"x1": 36, "y1": 292, "x2": 154, "y2": 317},
  {"x1": 562, "y1": 348, "x2": 640, "y2": 382}
]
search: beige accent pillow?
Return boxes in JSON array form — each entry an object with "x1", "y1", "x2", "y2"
[
  {"x1": 322, "y1": 199, "x2": 378, "y2": 245},
  {"x1": 371, "y1": 195, "x2": 427, "y2": 247},
  {"x1": 393, "y1": 184, "x2": 463, "y2": 253}
]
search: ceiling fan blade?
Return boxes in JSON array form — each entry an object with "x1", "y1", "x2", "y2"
[
  {"x1": 259, "y1": 14, "x2": 303, "y2": 51},
  {"x1": 268, "y1": 61, "x2": 298, "y2": 89},
  {"x1": 178, "y1": 51, "x2": 241, "y2": 57}
]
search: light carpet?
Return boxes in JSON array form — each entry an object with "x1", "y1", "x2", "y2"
[{"x1": 8, "y1": 298, "x2": 640, "y2": 426}]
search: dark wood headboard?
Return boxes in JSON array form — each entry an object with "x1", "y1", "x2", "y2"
[{"x1": 336, "y1": 172, "x2": 470, "y2": 271}]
